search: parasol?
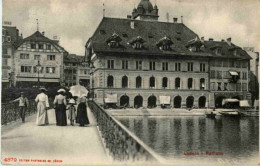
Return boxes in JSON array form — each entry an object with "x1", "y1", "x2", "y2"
[{"x1": 69, "y1": 85, "x2": 88, "y2": 97}]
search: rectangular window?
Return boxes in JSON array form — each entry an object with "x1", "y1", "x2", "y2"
[
  {"x1": 136, "y1": 61, "x2": 142, "y2": 70},
  {"x1": 47, "y1": 55, "x2": 55, "y2": 61},
  {"x1": 187, "y1": 62, "x2": 193, "y2": 71},
  {"x1": 224, "y1": 83, "x2": 228, "y2": 91},
  {"x1": 46, "y1": 67, "x2": 56, "y2": 74},
  {"x1": 38, "y1": 44, "x2": 44, "y2": 49},
  {"x1": 217, "y1": 71, "x2": 222, "y2": 79},
  {"x1": 150, "y1": 61, "x2": 156, "y2": 70},
  {"x1": 21, "y1": 66, "x2": 32, "y2": 73},
  {"x1": 242, "y1": 72, "x2": 247, "y2": 80},
  {"x1": 162, "y1": 62, "x2": 168, "y2": 71},
  {"x1": 20, "y1": 53, "x2": 29, "y2": 59},
  {"x1": 107, "y1": 60, "x2": 114, "y2": 69},
  {"x1": 122, "y1": 60, "x2": 128, "y2": 69},
  {"x1": 47, "y1": 44, "x2": 51, "y2": 50},
  {"x1": 34, "y1": 55, "x2": 40, "y2": 60},
  {"x1": 242, "y1": 83, "x2": 247, "y2": 91},
  {"x1": 31, "y1": 43, "x2": 36, "y2": 49},
  {"x1": 200, "y1": 63, "x2": 206, "y2": 72},
  {"x1": 217, "y1": 82, "x2": 222, "y2": 91},
  {"x1": 7, "y1": 36, "x2": 11, "y2": 42},
  {"x1": 175, "y1": 63, "x2": 181, "y2": 71},
  {"x1": 210, "y1": 82, "x2": 215, "y2": 90},
  {"x1": 3, "y1": 48, "x2": 8, "y2": 54},
  {"x1": 242, "y1": 61, "x2": 248, "y2": 68},
  {"x1": 2, "y1": 59, "x2": 8, "y2": 66},
  {"x1": 210, "y1": 70, "x2": 215, "y2": 79}
]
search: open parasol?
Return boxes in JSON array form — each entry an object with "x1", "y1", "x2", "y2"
[{"x1": 69, "y1": 85, "x2": 89, "y2": 98}]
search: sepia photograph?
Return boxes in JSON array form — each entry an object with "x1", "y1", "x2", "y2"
[{"x1": 1, "y1": 0, "x2": 260, "y2": 165}]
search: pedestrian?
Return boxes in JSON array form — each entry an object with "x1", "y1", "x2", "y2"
[
  {"x1": 76, "y1": 95, "x2": 90, "y2": 127},
  {"x1": 67, "y1": 99, "x2": 76, "y2": 126},
  {"x1": 54, "y1": 89, "x2": 67, "y2": 126},
  {"x1": 35, "y1": 88, "x2": 49, "y2": 126},
  {"x1": 11, "y1": 92, "x2": 29, "y2": 123}
]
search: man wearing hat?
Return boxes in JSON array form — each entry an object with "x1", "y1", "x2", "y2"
[{"x1": 12, "y1": 92, "x2": 29, "y2": 123}]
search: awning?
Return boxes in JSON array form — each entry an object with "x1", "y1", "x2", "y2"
[
  {"x1": 229, "y1": 71, "x2": 239, "y2": 76},
  {"x1": 105, "y1": 94, "x2": 117, "y2": 103},
  {"x1": 223, "y1": 98, "x2": 239, "y2": 104},
  {"x1": 239, "y1": 100, "x2": 250, "y2": 107},
  {"x1": 159, "y1": 96, "x2": 171, "y2": 104}
]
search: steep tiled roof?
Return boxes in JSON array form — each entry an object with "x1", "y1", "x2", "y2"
[
  {"x1": 202, "y1": 41, "x2": 251, "y2": 60},
  {"x1": 14, "y1": 31, "x2": 66, "y2": 53},
  {"x1": 88, "y1": 17, "x2": 212, "y2": 58}
]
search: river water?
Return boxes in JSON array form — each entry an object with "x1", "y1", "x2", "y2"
[{"x1": 117, "y1": 116, "x2": 259, "y2": 165}]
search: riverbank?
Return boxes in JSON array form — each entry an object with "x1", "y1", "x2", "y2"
[{"x1": 105, "y1": 108, "x2": 259, "y2": 116}]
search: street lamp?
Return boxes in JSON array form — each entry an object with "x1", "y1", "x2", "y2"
[
  {"x1": 89, "y1": 61, "x2": 95, "y2": 100},
  {"x1": 36, "y1": 60, "x2": 41, "y2": 88}
]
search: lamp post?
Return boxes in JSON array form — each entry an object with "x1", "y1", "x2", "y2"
[
  {"x1": 36, "y1": 60, "x2": 41, "y2": 88},
  {"x1": 89, "y1": 61, "x2": 95, "y2": 100}
]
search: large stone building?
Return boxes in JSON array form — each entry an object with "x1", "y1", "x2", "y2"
[
  {"x1": 2, "y1": 26, "x2": 21, "y2": 88},
  {"x1": 63, "y1": 54, "x2": 90, "y2": 88},
  {"x1": 13, "y1": 31, "x2": 67, "y2": 87},
  {"x1": 85, "y1": 0, "x2": 251, "y2": 109}
]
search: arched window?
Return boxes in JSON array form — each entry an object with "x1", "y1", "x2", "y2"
[
  {"x1": 122, "y1": 76, "x2": 128, "y2": 88},
  {"x1": 200, "y1": 78, "x2": 205, "y2": 90},
  {"x1": 136, "y1": 76, "x2": 142, "y2": 88},
  {"x1": 186, "y1": 96, "x2": 194, "y2": 108},
  {"x1": 174, "y1": 96, "x2": 182, "y2": 108},
  {"x1": 175, "y1": 77, "x2": 180, "y2": 89},
  {"x1": 107, "y1": 75, "x2": 114, "y2": 88},
  {"x1": 162, "y1": 77, "x2": 168, "y2": 88},
  {"x1": 134, "y1": 96, "x2": 143, "y2": 108},
  {"x1": 188, "y1": 78, "x2": 193, "y2": 89},
  {"x1": 150, "y1": 76, "x2": 155, "y2": 88}
]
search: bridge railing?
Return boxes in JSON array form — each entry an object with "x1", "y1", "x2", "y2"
[
  {"x1": 88, "y1": 100, "x2": 164, "y2": 163},
  {"x1": 1, "y1": 98, "x2": 54, "y2": 125}
]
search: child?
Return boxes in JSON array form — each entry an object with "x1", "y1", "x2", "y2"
[{"x1": 67, "y1": 99, "x2": 76, "y2": 126}]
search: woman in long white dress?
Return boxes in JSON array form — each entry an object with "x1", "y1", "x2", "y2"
[{"x1": 35, "y1": 88, "x2": 49, "y2": 126}]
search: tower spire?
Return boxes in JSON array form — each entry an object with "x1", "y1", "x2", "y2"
[
  {"x1": 103, "y1": 3, "x2": 105, "y2": 17},
  {"x1": 36, "y1": 19, "x2": 39, "y2": 31}
]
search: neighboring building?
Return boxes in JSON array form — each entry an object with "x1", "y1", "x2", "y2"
[
  {"x1": 2, "y1": 26, "x2": 21, "y2": 88},
  {"x1": 64, "y1": 54, "x2": 90, "y2": 88},
  {"x1": 205, "y1": 38, "x2": 251, "y2": 108},
  {"x1": 85, "y1": 0, "x2": 252, "y2": 108},
  {"x1": 13, "y1": 31, "x2": 67, "y2": 87},
  {"x1": 244, "y1": 47, "x2": 259, "y2": 105}
]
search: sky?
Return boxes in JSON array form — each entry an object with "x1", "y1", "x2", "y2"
[{"x1": 3, "y1": 0, "x2": 260, "y2": 55}]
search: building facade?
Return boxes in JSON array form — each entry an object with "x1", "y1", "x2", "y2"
[
  {"x1": 13, "y1": 31, "x2": 67, "y2": 87},
  {"x1": 85, "y1": 0, "x2": 251, "y2": 108},
  {"x1": 63, "y1": 54, "x2": 90, "y2": 88},
  {"x1": 2, "y1": 26, "x2": 21, "y2": 88}
]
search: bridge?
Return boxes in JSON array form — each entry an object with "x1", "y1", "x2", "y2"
[{"x1": 1, "y1": 100, "x2": 164, "y2": 165}]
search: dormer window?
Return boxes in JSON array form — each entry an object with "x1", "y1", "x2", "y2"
[
  {"x1": 128, "y1": 36, "x2": 145, "y2": 50},
  {"x1": 106, "y1": 33, "x2": 122, "y2": 48},
  {"x1": 156, "y1": 36, "x2": 173, "y2": 51},
  {"x1": 186, "y1": 37, "x2": 202, "y2": 52},
  {"x1": 210, "y1": 45, "x2": 222, "y2": 55},
  {"x1": 216, "y1": 48, "x2": 222, "y2": 55}
]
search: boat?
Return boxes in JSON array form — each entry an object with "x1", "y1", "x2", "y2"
[
  {"x1": 205, "y1": 112, "x2": 216, "y2": 118},
  {"x1": 219, "y1": 111, "x2": 241, "y2": 117}
]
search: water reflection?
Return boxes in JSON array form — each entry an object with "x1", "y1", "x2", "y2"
[{"x1": 118, "y1": 116, "x2": 259, "y2": 164}]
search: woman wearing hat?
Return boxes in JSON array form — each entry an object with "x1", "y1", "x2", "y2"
[
  {"x1": 35, "y1": 88, "x2": 49, "y2": 126},
  {"x1": 67, "y1": 99, "x2": 76, "y2": 126},
  {"x1": 76, "y1": 95, "x2": 90, "y2": 127},
  {"x1": 54, "y1": 89, "x2": 67, "y2": 126}
]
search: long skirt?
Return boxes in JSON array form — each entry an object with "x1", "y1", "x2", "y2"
[
  {"x1": 36, "y1": 101, "x2": 49, "y2": 126},
  {"x1": 76, "y1": 103, "x2": 90, "y2": 126},
  {"x1": 56, "y1": 104, "x2": 67, "y2": 126}
]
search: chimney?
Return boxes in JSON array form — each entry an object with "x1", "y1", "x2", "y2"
[
  {"x1": 201, "y1": 37, "x2": 204, "y2": 43},
  {"x1": 209, "y1": 38, "x2": 214, "y2": 41},
  {"x1": 221, "y1": 39, "x2": 225, "y2": 42},
  {"x1": 42, "y1": 31, "x2": 45, "y2": 36},
  {"x1": 173, "y1": 18, "x2": 178, "y2": 23},
  {"x1": 130, "y1": 20, "x2": 135, "y2": 29},
  {"x1": 227, "y1": 37, "x2": 232, "y2": 46},
  {"x1": 127, "y1": 15, "x2": 132, "y2": 19},
  {"x1": 181, "y1": 16, "x2": 183, "y2": 23}
]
